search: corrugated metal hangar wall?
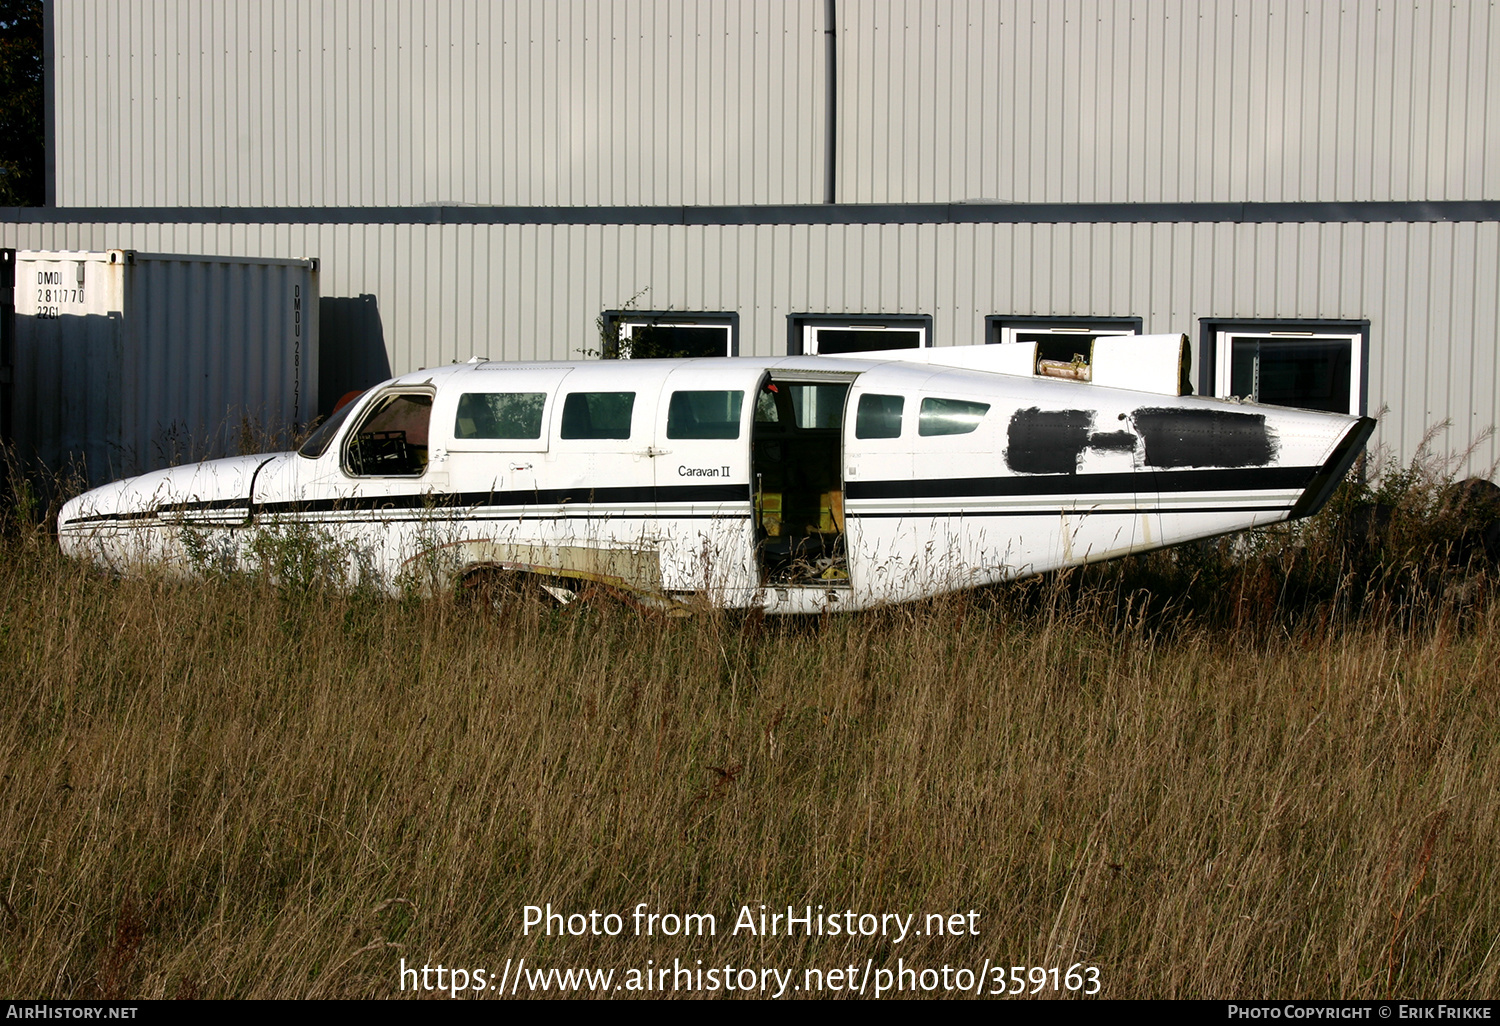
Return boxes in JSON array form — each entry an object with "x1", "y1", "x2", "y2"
[
  {"x1": 6, "y1": 0, "x2": 1500, "y2": 474},
  {"x1": 45, "y1": 0, "x2": 1500, "y2": 207}
]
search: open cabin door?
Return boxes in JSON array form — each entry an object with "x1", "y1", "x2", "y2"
[{"x1": 751, "y1": 373, "x2": 853, "y2": 589}]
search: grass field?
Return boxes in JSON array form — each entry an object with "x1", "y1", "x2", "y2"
[{"x1": 2, "y1": 466, "x2": 1498, "y2": 1000}]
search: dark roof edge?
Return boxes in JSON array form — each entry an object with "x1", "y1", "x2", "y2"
[{"x1": 4, "y1": 200, "x2": 1498, "y2": 226}]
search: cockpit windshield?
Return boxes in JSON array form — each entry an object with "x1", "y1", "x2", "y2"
[{"x1": 297, "y1": 399, "x2": 360, "y2": 459}]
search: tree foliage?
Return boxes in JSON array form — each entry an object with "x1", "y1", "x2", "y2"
[{"x1": 0, "y1": 0, "x2": 44, "y2": 206}]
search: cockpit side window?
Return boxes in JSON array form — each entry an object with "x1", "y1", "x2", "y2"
[{"x1": 344, "y1": 392, "x2": 434, "y2": 476}]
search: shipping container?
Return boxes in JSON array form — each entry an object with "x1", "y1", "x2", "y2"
[
  {"x1": 1, "y1": 250, "x2": 14, "y2": 456},
  {"x1": 9, "y1": 249, "x2": 318, "y2": 487}
]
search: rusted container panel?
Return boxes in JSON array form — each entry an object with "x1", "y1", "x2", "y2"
[{"x1": 10, "y1": 250, "x2": 317, "y2": 486}]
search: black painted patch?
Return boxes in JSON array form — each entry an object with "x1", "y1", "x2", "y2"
[
  {"x1": 1087, "y1": 430, "x2": 1137, "y2": 453},
  {"x1": 1006, "y1": 408, "x2": 1095, "y2": 475},
  {"x1": 1132, "y1": 408, "x2": 1277, "y2": 468}
]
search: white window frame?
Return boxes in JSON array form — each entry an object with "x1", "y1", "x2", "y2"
[
  {"x1": 986, "y1": 316, "x2": 1143, "y2": 349},
  {"x1": 618, "y1": 320, "x2": 733, "y2": 358},
  {"x1": 798, "y1": 321, "x2": 924, "y2": 357},
  {"x1": 984, "y1": 316, "x2": 1145, "y2": 382},
  {"x1": 993, "y1": 324, "x2": 1135, "y2": 347},
  {"x1": 599, "y1": 311, "x2": 739, "y2": 359},
  {"x1": 1213, "y1": 327, "x2": 1364, "y2": 418}
]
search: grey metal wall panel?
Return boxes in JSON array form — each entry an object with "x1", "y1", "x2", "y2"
[
  {"x1": 53, "y1": 0, "x2": 825, "y2": 208},
  {"x1": 4, "y1": 218, "x2": 1498, "y2": 478},
  {"x1": 57, "y1": 0, "x2": 1500, "y2": 209},
  {"x1": 834, "y1": 0, "x2": 1500, "y2": 205}
]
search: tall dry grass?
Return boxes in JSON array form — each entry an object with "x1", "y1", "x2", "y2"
[{"x1": 2, "y1": 490, "x2": 1498, "y2": 999}]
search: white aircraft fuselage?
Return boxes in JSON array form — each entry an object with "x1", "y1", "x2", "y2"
[{"x1": 57, "y1": 344, "x2": 1374, "y2": 613}]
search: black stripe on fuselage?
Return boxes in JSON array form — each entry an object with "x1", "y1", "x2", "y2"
[
  {"x1": 253, "y1": 483, "x2": 750, "y2": 515},
  {"x1": 846, "y1": 504, "x2": 1294, "y2": 519},
  {"x1": 60, "y1": 468, "x2": 1317, "y2": 528},
  {"x1": 61, "y1": 509, "x2": 755, "y2": 530},
  {"x1": 60, "y1": 483, "x2": 752, "y2": 525},
  {"x1": 844, "y1": 466, "x2": 1317, "y2": 501},
  {"x1": 157, "y1": 496, "x2": 251, "y2": 513}
]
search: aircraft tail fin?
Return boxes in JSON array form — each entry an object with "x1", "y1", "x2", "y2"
[{"x1": 1290, "y1": 415, "x2": 1378, "y2": 520}]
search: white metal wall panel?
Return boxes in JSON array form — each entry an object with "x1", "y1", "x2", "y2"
[
  {"x1": 52, "y1": 0, "x2": 825, "y2": 208},
  {"x1": 5, "y1": 219, "x2": 1499, "y2": 477},
  {"x1": 834, "y1": 0, "x2": 1500, "y2": 204}
]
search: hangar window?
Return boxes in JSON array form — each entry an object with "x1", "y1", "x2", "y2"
[
  {"x1": 599, "y1": 311, "x2": 737, "y2": 358},
  {"x1": 789, "y1": 315, "x2": 932, "y2": 355},
  {"x1": 345, "y1": 392, "x2": 433, "y2": 476},
  {"x1": 986, "y1": 316, "x2": 1142, "y2": 369},
  {"x1": 1201, "y1": 319, "x2": 1367, "y2": 417}
]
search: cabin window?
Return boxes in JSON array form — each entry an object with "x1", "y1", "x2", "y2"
[
  {"x1": 855, "y1": 394, "x2": 904, "y2": 439},
  {"x1": 345, "y1": 392, "x2": 433, "y2": 476},
  {"x1": 1202, "y1": 319, "x2": 1367, "y2": 417},
  {"x1": 454, "y1": 392, "x2": 547, "y2": 440},
  {"x1": 918, "y1": 397, "x2": 990, "y2": 436},
  {"x1": 560, "y1": 391, "x2": 636, "y2": 440},
  {"x1": 598, "y1": 311, "x2": 738, "y2": 358},
  {"x1": 667, "y1": 390, "x2": 745, "y2": 440},
  {"x1": 788, "y1": 314, "x2": 933, "y2": 355}
]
